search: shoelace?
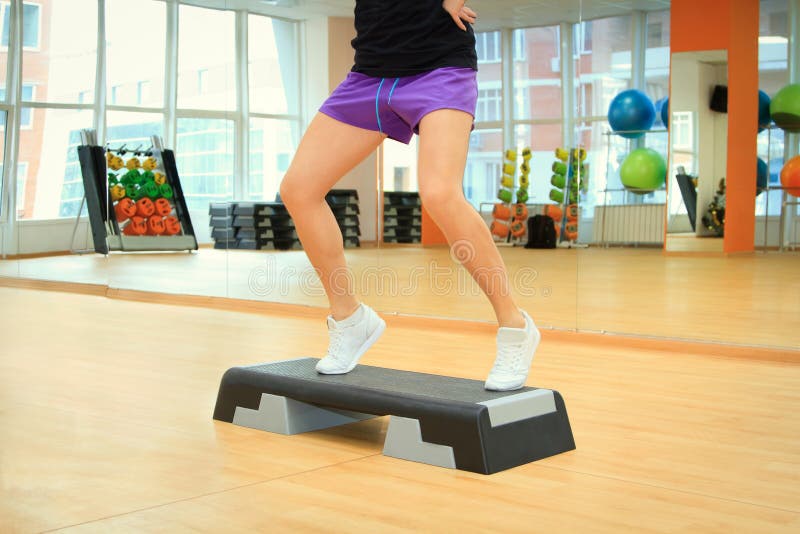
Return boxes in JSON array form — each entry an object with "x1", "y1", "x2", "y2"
[
  {"x1": 493, "y1": 341, "x2": 526, "y2": 373},
  {"x1": 326, "y1": 324, "x2": 347, "y2": 361}
]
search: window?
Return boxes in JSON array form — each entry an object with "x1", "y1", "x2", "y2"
[
  {"x1": 0, "y1": 84, "x2": 34, "y2": 127},
  {"x1": 464, "y1": 128, "x2": 502, "y2": 208},
  {"x1": 757, "y1": 0, "x2": 789, "y2": 218},
  {"x1": 249, "y1": 14, "x2": 300, "y2": 116},
  {"x1": 513, "y1": 30, "x2": 526, "y2": 62},
  {"x1": 22, "y1": 0, "x2": 97, "y2": 104},
  {"x1": 476, "y1": 31, "x2": 500, "y2": 63},
  {"x1": 574, "y1": 16, "x2": 633, "y2": 118},
  {"x1": 106, "y1": 0, "x2": 166, "y2": 108},
  {"x1": 249, "y1": 118, "x2": 298, "y2": 200},
  {"x1": 0, "y1": 111, "x2": 5, "y2": 217},
  {"x1": 382, "y1": 137, "x2": 418, "y2": 193},
  {"x1": 16, "y1": 162, "x2": 27, "y2": 218},
  {"x1": 176, "y1": 118, "x2": 235, "y2": 211},
  {"x1": 475, "y1": 31, "x2": 502, "y2": 126},
  {"x1": 645, "y1": 11, "x2": 670, "y2": 106},
  {"x1": 106, "y1": 111, "x2": 164, "y2": 148},
  {"x1": 512, "y1": 26, "x2": 562, "y2": 121},
  {"x1": 178, "y1": 5, "x2": 235, "y2": 111},
  {"x1": 476, "y1": 88, "x2": 502, "y2": 122},
  {"x1": 17, "y1": 108, "x2": 93, "y2": 220},
  {"x1": 197, "y1": 69, "x2": 208, "y2": 94},
  {"x1": 136, "y1": 81, "x2": 150, "y2": 106},
  {"x1": 2, "y1": 2, "x2": 40, "y2": 48},
  {"x1": 672, "y1": 112, "x2": 693, "y2": 150}
]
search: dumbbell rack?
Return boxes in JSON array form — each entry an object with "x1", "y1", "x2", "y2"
[
  {"x1": 383, "y1": 191, "x2": 421, "y2": 244},
  {"x1": 76, "y1": 134, "x2": 197, "y2": 254}
]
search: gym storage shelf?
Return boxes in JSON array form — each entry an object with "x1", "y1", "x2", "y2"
[
  {"x1": 327, "y1": 189, "x2": 361, "y2": 248},
  {"x1": 77, "y1": 135, "x2": 198, "y2": 254},
  {"x1": 209, "y1": 190, "x2": 361, "y2": 251},
  {"x1": 383, "y1": 191, "x2": 421, "y2": 244}
]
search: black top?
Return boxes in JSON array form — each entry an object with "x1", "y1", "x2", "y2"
[{"x1": 351, "y1": 0, "x2": 478, "y2": 78}]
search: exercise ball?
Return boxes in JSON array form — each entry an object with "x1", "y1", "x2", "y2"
[
  {"x1": 780, "y1": 155, "x2": 800, "y2": 197},
  {"x1": 757, "y1": 158, "x2": 768, "y2": 195},
  {"x1": 619, "y1": 148, "x2": 666, "y2": 194},
  {"x1": 608, "y1": 89, "x2": 656, "y2": 139},
  {"x1": 758, "y1": 90, "x2": 772, "y2": 133},
  {"x1": 770, "y1": 84, "x2": 800, "y2": 133},
  {"x1": 660, "y1": 97, "x2": 669, "y2": 130},
  {"x1": 654, "y1": 97, "x2": 668, "y2": 128}
]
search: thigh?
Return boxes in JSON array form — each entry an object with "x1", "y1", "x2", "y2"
[
  {"x1": 417, "y1": 108, "x2": 474, "y2": 194},
  {"x1": 285, "y1": 112, "x2": 386, "y2": 198}
]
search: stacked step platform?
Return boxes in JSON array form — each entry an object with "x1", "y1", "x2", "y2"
[
  {"x1": 210, "y1": 189, "x2": 361, "y2": 250},
  {"x1": 383, "y1": 191, "x2": 421, "y2": 244}
]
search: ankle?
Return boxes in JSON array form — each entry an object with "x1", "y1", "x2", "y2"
[
  {"x1": 498, "y1": 308, "x2": 525, "y2": 329},
  {"x1": 332, "y1": 301, "x2": 361, "y2": 322}
]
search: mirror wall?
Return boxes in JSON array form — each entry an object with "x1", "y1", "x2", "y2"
[
  {"x1": 1, "y1": 0, "x2": 795, "y2": 350},
  {"x1": 665, "y1": 50, "x2": 728, "y2": 253}
]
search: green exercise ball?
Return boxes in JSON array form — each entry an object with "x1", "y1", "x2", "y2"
[
  {"x1": 770, "y1": 84, "x2": 800, "y2": 133},
  {"x1": 619, "y1": 148, "x2": 666, "y2": 194}
]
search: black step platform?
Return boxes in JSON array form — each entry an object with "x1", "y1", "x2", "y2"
[{"x1": 213, "y1": 358, "x2": 575, "y2": 474}]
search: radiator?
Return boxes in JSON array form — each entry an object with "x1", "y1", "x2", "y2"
[{"x1": 592, "y1": 204, "x2": 665, "y2": 245}]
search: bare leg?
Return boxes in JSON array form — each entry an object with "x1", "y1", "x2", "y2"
[
  {"x1": 417, "y1": 109, "x2": 524, "y2": 328},
  {"x1": 280, "y1": 113, "x2": 385, "y2": 320}
]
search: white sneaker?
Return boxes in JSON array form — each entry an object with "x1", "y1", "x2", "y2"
[
  {"x1": 485, "y1": 310, "x2": 541, "y2": 391},
  {"x1": 316, "y1": 303, "x2": 386, "y2": 374}
]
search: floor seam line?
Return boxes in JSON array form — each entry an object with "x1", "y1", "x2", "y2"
[{"x1": 39, "y1": 453, "x2": 383, "y2": 533}]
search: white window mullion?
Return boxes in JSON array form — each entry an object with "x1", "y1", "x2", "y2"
[
  {"x1": 235, "y1": 9, "x2": 248, "y2": 201},
  {"x1": 164, "y1": 0, "x2": 179, "y2": 148},
  {"x1": 5, "y1": 0, "x2": 22, "y2": 231},
  {"x1": 501, "y1": 28, "x2": 513, "y2": 150},
  {"x1": 560, "y1": 21, "x2": 575, "y2": 148},
  {"x1": 95, "y1": 0, "x2": 106, "y2": 143}
]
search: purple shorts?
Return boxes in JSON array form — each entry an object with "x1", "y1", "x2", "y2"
[{"x1": 319, "y1": 67, "x2": 478, "y2": 144}]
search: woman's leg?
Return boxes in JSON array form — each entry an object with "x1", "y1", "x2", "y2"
[
  {"x1": 280, "y1": 112, "x2": 385, "y2": 320},
  {"x1": 416, "y1": 109, "x2": 524, "y2": 328}
]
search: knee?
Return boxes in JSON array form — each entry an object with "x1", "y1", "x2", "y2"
[
  {"x1": 279, "y1": 172, "x2": 307, "y2": 211},
  {"x1": 418, "y1": 180, "x2": 462, "y2": 218}
]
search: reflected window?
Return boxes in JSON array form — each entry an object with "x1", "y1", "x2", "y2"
[
  {"x1": 2, "y1": 2, "x2": 40, "y2": 48},
  {"x1": 476, "y1": 31, "x2": 500, "y2": 63}
]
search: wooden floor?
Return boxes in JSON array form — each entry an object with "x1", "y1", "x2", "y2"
[
  {"x1": 1, "y1": 246, "x2": 799, "y2": 348},
  {"x1": 0, "y1": 286, "x2": 798, "y2": 533}
]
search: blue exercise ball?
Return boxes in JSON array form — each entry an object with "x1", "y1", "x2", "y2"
[
  {"x1": 660, "y1": 97, "x2": 669, "y2": 130},
  {"x1": 608, "y1": 89, "x2": 656, "y2": 139},
  {"x1": 757, "y1": 158, "x2": 768, "y2": 194},
  {"x1": 758, "y1": 90, "x2": 772, "y2": 133},
  {"x1": 654, "y1": 97, "x2": 668, "y2": 128}
]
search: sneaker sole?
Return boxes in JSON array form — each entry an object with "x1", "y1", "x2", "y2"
[{"x1": 316, "y1": 318, "x2": 386, "y2": 375}]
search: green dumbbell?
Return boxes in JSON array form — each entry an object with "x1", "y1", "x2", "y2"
[
  {"x1": 551, "y1": 174, "x2": 566, "y2": 188},
  {"x1": 143, "y1": 181, "x2": 160, "y2": 199},
  {"x1": 141, "y1": 170, "x2": 155, "y2": 183},
  {"x1": 516, "y1": 189, "x2": 529, "y2": 203},
  {"x1": 497, "y1": 188, "x2": 513, "y2": 203},
  {"x1": 550, "y1": 189, "x2": 564, "y2": 203},
  {"x1": 552, "y1": 162, "x2": 567, "y2": 176},
  {"x1": 127, "y1": 183, "x2": 144, "y2": 201},
  {"x1": 159, "y1": 183, "x2": 174, "y2": 200}
]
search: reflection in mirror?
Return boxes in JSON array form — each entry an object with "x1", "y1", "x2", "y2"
[{"x1": 665, "y1": 50, "x2": 728, "y2": 253}]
